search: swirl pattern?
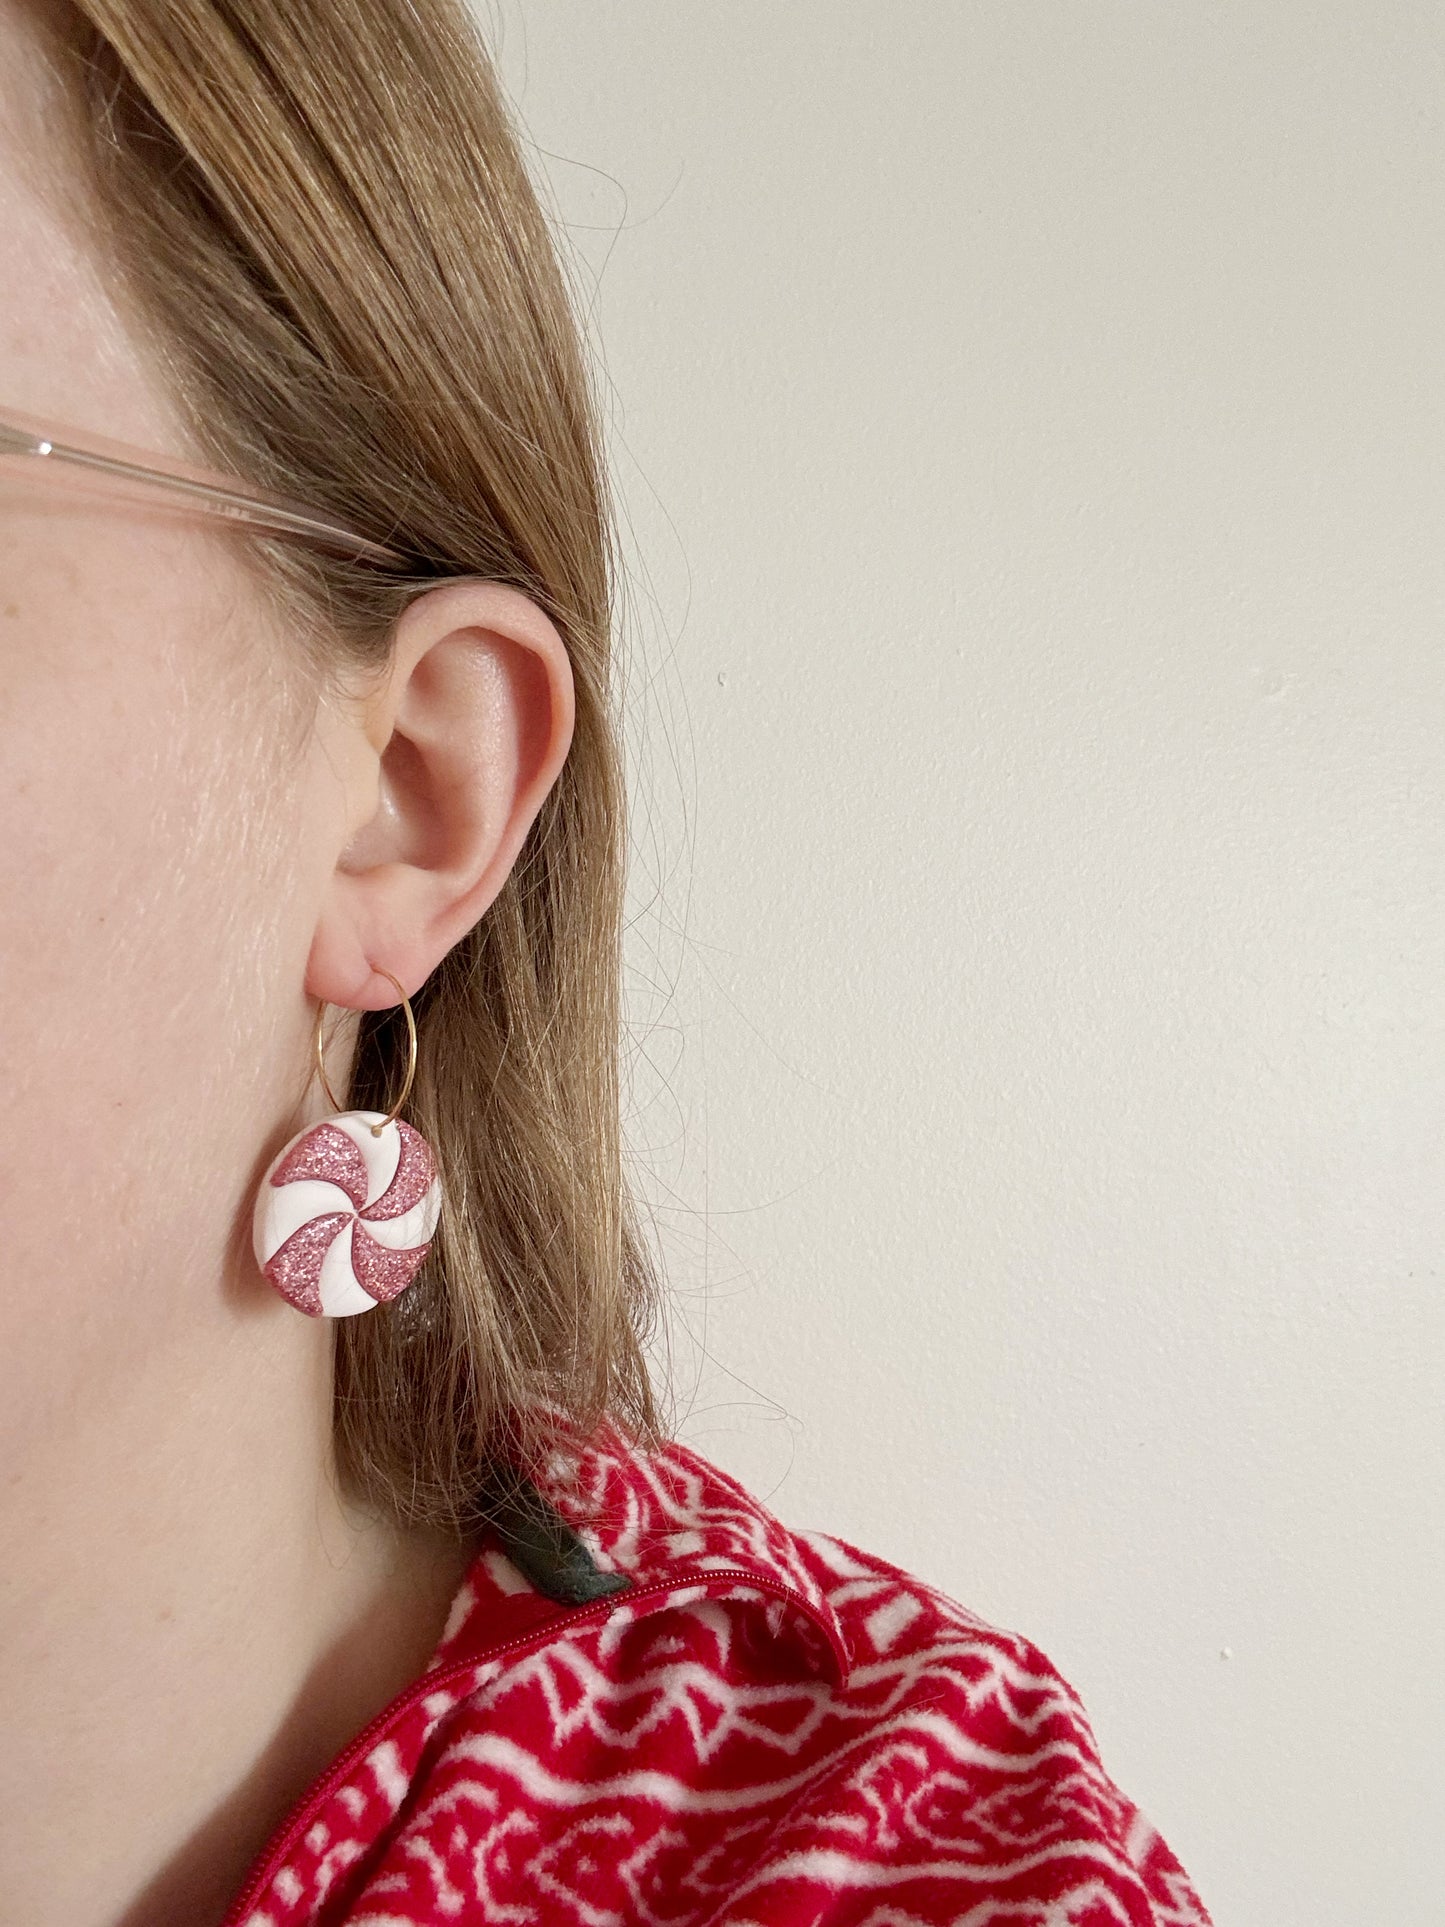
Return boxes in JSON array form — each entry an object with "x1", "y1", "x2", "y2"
[{"x1": 252, "y1": 1110, "x2": 441, "y2": 1316}]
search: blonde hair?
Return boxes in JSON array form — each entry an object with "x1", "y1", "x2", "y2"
[{"x1": 47, "y1": 0, "x2": 663, "y2": 1533}]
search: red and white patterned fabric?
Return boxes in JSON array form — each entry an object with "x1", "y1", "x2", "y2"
[{"x1": 220, "y1": 1424, "x2": 1213, "y2": 1926}]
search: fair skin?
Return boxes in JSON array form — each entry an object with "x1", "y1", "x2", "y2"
[{"x1": 0, "y1": 4, "x2": 576, "y2": 1924}]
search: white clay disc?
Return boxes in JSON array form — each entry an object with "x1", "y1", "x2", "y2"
[{"x1": 252, "y1": 1110, "x2": 442, "y2": 1317}]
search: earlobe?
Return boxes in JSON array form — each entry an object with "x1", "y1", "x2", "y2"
[{"x1": 303, "y1": 579, "x2": 576, "y2": 1011}]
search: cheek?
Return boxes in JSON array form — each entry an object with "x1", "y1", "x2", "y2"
[
  {"x1": 1, "y1": 565, "x2": 292, "y2": 1061},
  {"x1": 0, "y1": 542, "x2": 324, "y2": 1411}
]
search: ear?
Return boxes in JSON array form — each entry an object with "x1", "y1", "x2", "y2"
[{"x1": 303, "y1": 578, "x2": 576, "y2": 1009}]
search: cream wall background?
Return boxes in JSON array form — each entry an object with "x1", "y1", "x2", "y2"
[{"x1": 485, "y1": 6, "x2": 1443, "y2": 1923}]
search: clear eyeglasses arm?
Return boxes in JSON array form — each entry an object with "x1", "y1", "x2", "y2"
[{"x1": 0, "y1": 408, "x2": 406, "y2": 567}]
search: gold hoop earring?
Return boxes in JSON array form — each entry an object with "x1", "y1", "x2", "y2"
[
  {"x1": 313, "y1": 966, "x2": 417, "y2": 1133},
  {"x1": 250, "y1": 971, "x2": 442, "y2": 1319}
]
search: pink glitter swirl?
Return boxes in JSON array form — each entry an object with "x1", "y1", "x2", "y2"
[
  {"x1": 352, "y1": 1229, "x2": 431, "y2": 1303},
  {"x1": 269, "y1": 1123, "x2": 370, "y2": 1210},
  {"x1": 359, "y1": 1119, "x2": 436, "y2": 1222},
  {"x1": 261, "y1": 1213, "x2": 352, "y2": 1317}
]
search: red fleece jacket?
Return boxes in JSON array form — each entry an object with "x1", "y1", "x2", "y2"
[{"x1": 220, "y1": 1424, "x2": 1213, "y2": 1926}]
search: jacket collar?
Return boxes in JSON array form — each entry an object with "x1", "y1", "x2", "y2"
[{"x1": 426, "y1": 1420, "x2": 851, "y2": 1688}]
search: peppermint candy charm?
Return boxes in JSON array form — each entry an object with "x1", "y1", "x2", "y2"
[{"x1": 253, "y1": 1110, "x2": 442, "y2": 1317}]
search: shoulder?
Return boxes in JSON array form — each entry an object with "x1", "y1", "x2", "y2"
[
  {"x1": 777, "y1": 1516, "x2": 1209, "y2": 1921},
  {"x1": 405, "y1": 1426, "x2": 1215, "y2": 1925}
]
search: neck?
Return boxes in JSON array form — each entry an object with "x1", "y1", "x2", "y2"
[{"x1": 0, "y1": 1271, "x2": 475, "y2": 1927}]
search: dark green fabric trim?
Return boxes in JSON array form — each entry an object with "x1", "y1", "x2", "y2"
[{"x1": 479, "y1": 1470, "x2": 633, "y2": 1607}]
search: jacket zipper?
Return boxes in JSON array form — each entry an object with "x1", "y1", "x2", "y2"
[{"x1": 218, "y1": 1565, "x2": 844, "y2": 1927}]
